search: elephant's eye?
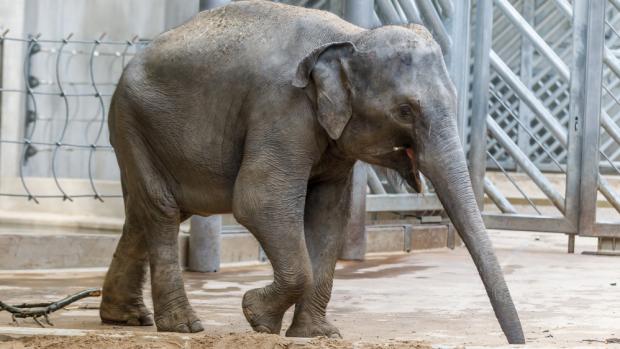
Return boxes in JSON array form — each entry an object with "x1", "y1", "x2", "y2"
[{"x1": 398, "y1": 104, "x2": 415, "y2": 121}]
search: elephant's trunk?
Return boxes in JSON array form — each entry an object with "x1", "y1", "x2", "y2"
[{"x1": 415, "y1": 116, "x2": 525, "y2": 344}]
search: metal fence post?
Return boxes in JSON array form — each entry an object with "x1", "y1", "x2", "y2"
[
  {"x1": 566, "y1": 0, "x2": 606, "y2": 241},
  {"x1": 199, "y1": 0, "x2": 230, "y2": 10},
  {"x1": 187, "y1": 0, "x2": 230, "y2": 271},
  {"x1": 469, "y1": 0, "x2": 494, "y2": 209},
  {"x1": 518, "y1": 0, "x2": 534, "y2": 170},
  {"x1": 340, "y1": 0, "x2": 373, "y2": 261},
  {"x1": 447, "y1": 0, "x2": 471, "y2": 145},
  {"x1": 188, "y1": 215, "x2": 222, "y2": 272}
]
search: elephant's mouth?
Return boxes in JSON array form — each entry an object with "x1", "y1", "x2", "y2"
[{"x1": 394, "y1": 146, "x2": 422, "y2": 193}]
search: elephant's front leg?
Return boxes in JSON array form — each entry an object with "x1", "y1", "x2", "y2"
[
  {"x1": 286, "y1": 172, "x2": 354, "y2": 338},
  {"x1": 233, "y1": 143, "x2": 316, "y2": 335}
]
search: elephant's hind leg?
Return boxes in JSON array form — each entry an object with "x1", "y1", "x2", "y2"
[
  {"x1": 286, "y1": 175, "x2": 353, "y2": 338},
  {"x1": 102, "y1": 123, "x2": 203, "y2": 333},
  {"x1": 100, "y1": 199, "x2": 153, "y2": 326}
]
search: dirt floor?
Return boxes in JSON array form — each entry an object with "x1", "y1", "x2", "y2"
[{"x1": 0, "y1": 230, "x2": 618, "y2": 348}]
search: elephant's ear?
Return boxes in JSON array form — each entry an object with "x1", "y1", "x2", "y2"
[{"x1": 292, "y1": 42, "x2": 356, "y2": 140}]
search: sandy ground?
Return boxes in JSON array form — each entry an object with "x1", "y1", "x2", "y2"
[{"x1": 0, "y1": 230, "x2": 618, "y2": 348}]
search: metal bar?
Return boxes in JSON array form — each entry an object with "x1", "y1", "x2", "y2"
[
  {"x1": 398, "y1": 0, "x2": 423, "y2": 24},
  {"x1": 490, "y1": 50, "x2": 568, "y2": 146},
  {"x1": 376, "y1": 0, "x2": 406, "y2": 24},
  {"x1": 199, "y1": 0, "x2": 230, "y2": 11},
  {"x1": 588, "y1": 223, "x2": 620, "y2": 238},
  {"x1": 487, "y1": 116, "x2": 566, "y2": 213},
  {"x1": 598, "y1": 176, "x2": 620, "y2": 213},
  {"x1": 518, "y1": 0, "x2": 535, "y2": 173},
  {"x1": 436, "y1": 0, "x2": 454, "y2": 18},
  {"x1": 482, "y1": 213, "x2": 575, "y2": 233},
  {"x1": 415, "y1": 0, "x2": 452, "y2": 57},
  {"x1": 449, "y1": 0, "x2": 471, "y2": 145},
  {"x1": 494, "y1": 0, "x2": 570, "y2": 80},
  {"x1": 489, "y1": 89, "x2": 566, "y2": 172},
  {"x1": 392, "y1": 0, "x2": 409, "y2": 23},
  {"x1": 487, "y1": 150, "x2": 542, "y2": 215},
  {"x1": 367, "y1": 166, "x2": 387, "y2": 194},
  {"x1": 344, "y1": 0, "x2": 375, "y2": 28},
  {"x1": 366, "y1": 193, "x2": 443, "y2": 212},
  {"x1": 483, "y1": 177, "x2": 517, "y2": 214},
  {"x1": 469, "y1": 0, "x2": 493, "y2": 209},
  {"x1": 551, "y1": 0, "x2": 620, "y2": 81},
  {"x1": 87, "y1": 35, "x2": 107, "y2": 201},
  {"x1": 567, "y1": 0, "x2": 607, "y2": 235},
  {"x1": 551, "y1": 0, "x2": 572, "y2": 17}
]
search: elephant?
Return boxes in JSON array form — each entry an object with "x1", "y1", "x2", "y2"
[{"x1": 100, "y1": 0, "x2": 525, "y2": 344}]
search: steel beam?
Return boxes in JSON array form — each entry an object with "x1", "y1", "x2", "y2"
[
  {"x1": 495, "y1": 0, "x2": 570, "y2": 80},
  {"x1": 199, "y1": 0, "x2": 230, "y2": 11},
  {"x1": 343, "y1": 0, "x2": 375, "y2": 28},
  {"x1": 376, "y1": 0, "x2": 406, "y2": 24},
  {"x1": 484, "y1": 177, "x2": 517, "y2": 214},
  {"x1": 469, "y1": 0, "x2": 493, "y2": 209},
  {"x1": 487, "y1": 116, "x2": 566, "y2": 214},
  {"x1": 567, "y1": 0, "x2": 607, "y2": 235},
  {"x1": 398, "y1": 0, "x2": 423, "y2": 24},
  {"x1": 449, "y1": 0, "x2": 471, "y2": 145},
  {"x1": 518, "y1": 0, "x2": 534, "y2": 171},
  {"x1": 366, "y1": 193, "x2": 443, "y2": 212},
  {"x1": 415, "y1": 0, "x2": 452, "y2": 57},
  {"x1": 483, "y1": 213, "x2": 575, "y2": 233},
  {"x1": 490, "y1": 51, "x2": 568, "y2": 145}
]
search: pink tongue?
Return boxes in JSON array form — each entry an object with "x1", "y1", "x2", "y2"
[{"x1": 406, "y1": 148, "x2": 414, "y2": 160}]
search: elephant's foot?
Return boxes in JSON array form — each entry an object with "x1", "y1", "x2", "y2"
[
  {"x1": 242, "y1": 288, "x2": 289, "y2": 334},
  {"x1": 153, "y1": 301, "x2": 203, "y2": 333},
  {"x1": 286, "y1": 311, "x2": 341, "y2": 338},
  {"x1": 100, "y1": 299, "x2": 154, "y2": 326}
]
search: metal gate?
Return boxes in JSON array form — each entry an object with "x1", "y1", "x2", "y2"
[{"x1": 470, "y1": 0, "x2": 620, "y2": 243}]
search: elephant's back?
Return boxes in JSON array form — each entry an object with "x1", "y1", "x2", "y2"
[{"x1": 137, "y1": 1, "x2": 362, "y2": 85}]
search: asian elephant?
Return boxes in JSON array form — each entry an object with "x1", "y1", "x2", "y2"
[{"x1": 100, "y1": 0, "x2": 525, "y2": 344}]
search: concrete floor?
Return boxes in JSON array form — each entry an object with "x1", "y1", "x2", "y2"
[{"x1": 0, "y1": 230, "x2": 618, "y2": 348}]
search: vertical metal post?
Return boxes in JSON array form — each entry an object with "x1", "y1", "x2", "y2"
[
  {"x1": 566, "y1": 0, "x2": 606, "y2": 237},
  {"x1": 518, "y1": 0, "x2": 534, "y2": 169},
  {"x1": 340, "y1": 0, "x2": 373, "y2": 260},
  {"x1": 199, "y1": 0, "x2": 230, "y2": 11},
  {"x1": 343, "y1": 0, "x2": 375, "y2": 28},
  {"x1": 469, "y1": 0, "x2": 494, "y2": 209},
  {"x1": 188, "y1": 215, "x2": 222, "y2": 272},
  {"x1": 447, "y1": 0, "x2": 471, "y2": 145},
  {"x1": 187, "y1": 0, "x2": 229, "y2": 271},
  {"x1": 340, "y1": 161, "x2": 368, "y2": 260}
]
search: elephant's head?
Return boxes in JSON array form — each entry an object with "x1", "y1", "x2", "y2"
[{"x1": 293, "y1": 25, "x2": 525, "y2": 344}]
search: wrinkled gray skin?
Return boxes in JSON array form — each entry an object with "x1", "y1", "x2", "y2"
[{"x1": 100, "y1": 1, "x2": 524, "y2": 344}]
